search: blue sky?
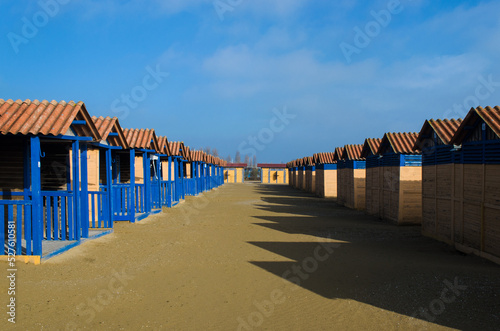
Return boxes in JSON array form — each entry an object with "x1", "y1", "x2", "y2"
[{"x1": 1, "y1": 0, "x2": 500, "y2": 163}]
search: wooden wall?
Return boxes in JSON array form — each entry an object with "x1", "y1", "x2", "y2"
[
  {"x1": 315, "y1": 169, "x2": 337, "y2": 198},
  {"x1": 367, "y1": 165, "x2": 421, "y2": 224},
  {"x1": 338, "y1": 168, "x2": 365, "y2": 209},
  {"x1": 134, "y1": 155, "x2": 144, "y2": 184},
  {"x1": 305, "y1": 169, "x2": 316, "y2": 193}
]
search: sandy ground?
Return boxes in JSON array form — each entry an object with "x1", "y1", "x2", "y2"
[{"x1": 1, "y1": 183, "x2": 499, "y2": 330}]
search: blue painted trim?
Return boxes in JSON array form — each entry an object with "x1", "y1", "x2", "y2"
[
  {"x1": 41, "y1": 230, "x2": 113, "y2": 261},
  {"x1": 44, "y1": 135, "x2": 94, "y2": 141},
  {"x1": 72, "y1": 140, "x2": 81, "y2": 240},
  {"x1": 106, "y1": 148, "x2": 114, "y2": 226},
  {"x1": 129, "y1": 149, "x2": 136, "y2": 222},
  {"x1": 317, "y1": 163, "x2": 337, "y2": 170},
  {"x1": 108, "y1": 132, "x2": 119, "y2": 137},
  {"x1": 81, "y1": 144, "x2": 89, "y2": 238},
  {"x1": 71, "y1": 120, "x2": 87, "y2": 125},
  {"x1": 91, "y1": 143, "x2": 122, "y2": 149},
  {"x1": 30, "y1": 136, "x2": 42, "y2": 256}
]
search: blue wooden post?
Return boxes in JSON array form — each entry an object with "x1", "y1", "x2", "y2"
[
  {"x1": 106, "y1": 148, "x2": 113, "y2": 227},
  {"x1": 72, "y1": 140, "x2": 81, "y2": 241},
  {"x1": 180, "y1": 159, "x2": 185, "y2": 200},
  {"x1": 129, "y1": 149, "x2": 136, "y2": 222},
  {"x1": 167, "y1": 156, "x2": 172, "y2": 207},
  {"x1": 156, "y1": 155, "x2": 161, "y2": 207},
  {"x1": 30, "y1": 136, "x2": 42, "y2": 256},
  {"x1": 81, "y1": 144, "x2": 89, "y2": 238},
  {"x1": 143, "y1": 152, "x2": 151, "y2": 213},
  {"x1": 173, "y1": 157, "x2": 178, "y2": 202}
]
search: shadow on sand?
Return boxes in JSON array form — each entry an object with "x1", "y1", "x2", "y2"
[{"x1": 248, "y1": 184, "x2": 500, "y2": 330}]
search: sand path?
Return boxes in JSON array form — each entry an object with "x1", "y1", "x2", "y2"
[{"x1": 1, "y1": 183, "x2": 499, "y2": 330}]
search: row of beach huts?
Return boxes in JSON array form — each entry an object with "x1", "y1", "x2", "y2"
[
  {"x1": 0, "y1": 99, "x2": 227, "y2": 263},
  {"x1": 287, "y1": 106, "x2": 500, "y2": 265}
]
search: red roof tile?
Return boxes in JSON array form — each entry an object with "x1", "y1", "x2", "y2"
[
  {"x1": 378, "y1": 132, "x2": 420, "y2": 154},
  {"x1": 91, "y1": 116, "x2": 128, "y2": 148},
  {"x1": 0, "y1": 99, "x2": 100, "y2": 139},
  {"x1": 414, "y1": 118, "x2": 462, "y2": 150},
  {"x1": 342, "y1": 144, "x2": 364, "y2": 160},
  {"x1": 122, "y1": 128, "x2": 159, "y2": 151},
  {"x1": 313, "y1": 152, "x2": 336, "y2": 164},
  {"x1": 157, "y1": 136, "x2": 172, "y2": 155},
  {"x1": 451, "y1": 106, "x2": 500, "y2": 144},
  {"x1": 258, "y1": 163, "x2": 286, "y2": 168},
  {"x1": 333, "y1": 147, "x2": 345, "y2": 161},
  {"x1": 227, "y1": 163, "x2": 246, "y2": 168},
  {"x1": 361, "y1": 138, "x2": 382, "y2": 157}
]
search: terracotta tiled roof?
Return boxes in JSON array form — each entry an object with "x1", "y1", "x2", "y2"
[
  {"x1": 313, "y1": 152, "x2": 336, "y2": 164},
  {"x1": 378, "y1": 132, "x2": 420, "y2": 154},
  {"x1": 258, "y1": 163, "x2": 286, "y2": 168},
  {"x1": 414, "y1": 118, "x2": 462, "y2": 150},
  {"x1": 122, "y1": 128, "x2": 159, "y2": 151},
  {"x1": 157, "y1": 136, "x2": 172, "y2": 155},
  {"x1": 361, "y1": 138, "x2": 382, "y2": 157},
  {"x1": 451, "y1": 106, "x2": 500, "y2": 144},
  {"x1": 333, "y1": 147, "x2": 344, "y2": 161},
  {"x1": 183, "y1": 145, "x2": 192, "y2": 162},
  {"x1": 227, "y1": 163, "x2": 246, "y2": 168},
  {"x1": 342, "y1": 144, "x2": 364, "y2": 160},
  {"x1": 0, "y1": 99, "x2": 100, "y2": 139},
  {"x1": 168, "y1": 141, "x2": 184, "y2": 156},
  {"x1": 91, "y1": 116, "x2": 128, "y2": 148},
  {"x1": 302, "y1": 156, "x2": 314, "y2": 166}
]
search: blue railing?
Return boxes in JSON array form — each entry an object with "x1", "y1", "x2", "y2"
[
  {"x1": 151, "y1": 181, "x2": 161, "y2": 209},
  {"x1": 160, "y1": 180, "x2": 172, "y2": 207},
  {"x1": 185, "y1": 178, "x2": 196, "y2": 196},
  {"x1": 135, "y1": 183, "x2": 146, "y2": 214},
  {"x1": 0, "y1": 199, "x2": 33, "y2": 255},
  {"x1": 41, "y1": 191, "x2": 75, "y2": 241},
  {"x1": 89, "y1": 188, "x2": 111, "y2": 229},
  {"x1": 112, "y1": 184, "x2": 131, "y2": 220}
]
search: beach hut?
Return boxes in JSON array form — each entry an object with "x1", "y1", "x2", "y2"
[
  {"x1": 225, "y1": 163, "x2": 246, "y2": 183},
  {"x1": 287, "y1": 160, "x2": 299, "y2": 188},
  {"x1": 313, "y1": 152, "x2": 337, "y2": 198},
  {"x1": 259, "y1": 164, "x2": 288, "y2": 184},
  {"x1": 90, "y1": 116, "x2": 129, "y2": 227},
  {"x1": 167, "y1": 141, "x2": 187, "y2": 204},
  {"x1": 372, "y1": 132, "x2": 422, "y2": 224},
  {"x1": 191, "y1": 150, "x2": 206, "y2": 194},
  {"x1": 0, "y1": 99, "x2": 106, "y2": 263},
  {"x1": 156, "y1": 135, "x2": 175, "y2": 207},
  {"x1": 337, "y1": 145, "x2": 366, "y2": 210},
  {"x1": 361, "y1": 138, "x2": 383, "y2": 217},
  {"x1": 122, "y1": 128, "x2": 161, "y2": 221},
  {"x1": 448, "y1": 106, "x2": 500, "y2": 263},
  {"x1": 304, "y1": 157, "x2": 316, "y2": 193},
  {"x1": 297, "y1": 158, "x2": 307, "y2": 191},
  {"x1": 414, "y1": 119, "x2": 462, "y2": 244}
]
